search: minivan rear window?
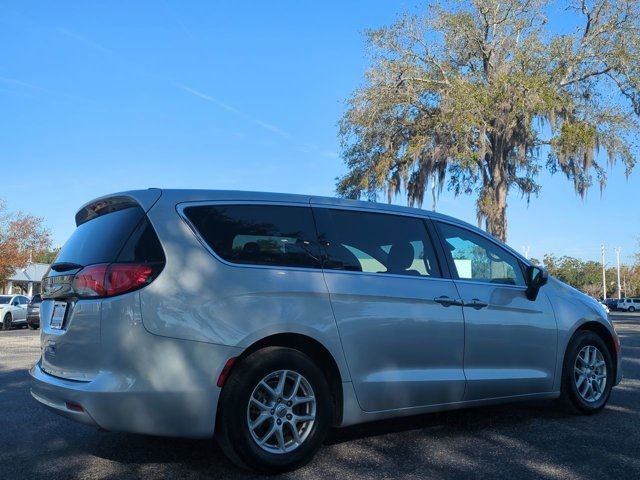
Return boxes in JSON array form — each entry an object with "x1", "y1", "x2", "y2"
[
  {"x1": 54, "y1": 206, "x2": 146, "y2": 266},
  {"x1": 116, "y1": 217, "x2": 165, "y2": 264},
  {"x1": 183, "y1": 204, "x2": 322, "y2": 269}
]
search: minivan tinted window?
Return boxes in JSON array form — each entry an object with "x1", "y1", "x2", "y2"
[
  {"x1": 314, "y1": 208, "x2": 441, "y2": 277},
  {"x1": 117, "y1": 217, "x2": 165, "y2": 264},
  {"x1": 54, "y1": 206, "x2": 146, "y2": 266},
  {"x1": 184, "y1": 204, "x2": 322, "y2": 269}
]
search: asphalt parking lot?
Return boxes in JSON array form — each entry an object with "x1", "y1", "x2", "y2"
[{"x1": 1, "y1": 314, "x2": 639, "y2": 480}]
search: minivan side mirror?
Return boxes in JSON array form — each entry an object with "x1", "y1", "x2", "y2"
[{"x1": 525, "y1": 265, "x2": 548, "y2": 301}]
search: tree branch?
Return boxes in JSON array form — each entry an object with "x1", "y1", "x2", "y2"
[{"x1": 560, "y1": 65, "x2": 612, "y2": 87}]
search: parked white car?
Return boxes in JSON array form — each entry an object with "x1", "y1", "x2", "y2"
[
  {"x1": 0, "y1": 295, "x2": 30, "y2": 330},
  {"x1": 617, "y1": 298, "x2": 640, "y2": 312}
]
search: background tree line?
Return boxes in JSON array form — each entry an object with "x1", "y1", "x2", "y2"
[{"x1": 531, "y1": 244, "x2": 640, "y2": 298}]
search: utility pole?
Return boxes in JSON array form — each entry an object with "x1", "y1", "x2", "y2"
[
  {"x1": 601, "y1": 244, "x2": 607, "y2": 300},
  {"x1": 615, "y1": 247, "x2": 622, "y2": 300},
  {"x1": 522, "y1": 245, "x2": 531, "y2": 260}
]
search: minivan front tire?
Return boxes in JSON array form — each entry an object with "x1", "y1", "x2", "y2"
[
  {"x1": 561, "y1": 330, "x2": 614, "y2": 414},
  {"x1": 216, "y1": 347, "x2": 333, "y2": 474}
]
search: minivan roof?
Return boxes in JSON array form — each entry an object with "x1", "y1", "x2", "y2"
[
  {"x1": 81, "y1": 188, "x2": 463, "y2": 222},
  {"x1": 77, "y1": 188, "x2": 529, "y2": 264}
]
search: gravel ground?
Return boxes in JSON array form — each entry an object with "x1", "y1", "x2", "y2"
[{"x1": 0, "y1": 314, "x2": 638, "y2": 480}]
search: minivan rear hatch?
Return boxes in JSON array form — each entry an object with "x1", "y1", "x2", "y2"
[{"x1": 40, "y1": 192, "x2": 164, "y2": 380}]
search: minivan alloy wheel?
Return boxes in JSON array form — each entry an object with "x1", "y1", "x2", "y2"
[
  {"x1": 247, "y1": 369, "x2": 316, "y2": 454},
  {"x1": 574, "y1": 345, "x2": 607, "y2": 403}
]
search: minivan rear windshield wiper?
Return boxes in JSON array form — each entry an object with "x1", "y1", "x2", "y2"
[{"x1": 50, "y1": 262, "x2": 83, "y2": 272}]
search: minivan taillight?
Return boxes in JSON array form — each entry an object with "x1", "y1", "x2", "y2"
[{"x1": 73, "y1": 263, "x2": 158, "y2": 298}]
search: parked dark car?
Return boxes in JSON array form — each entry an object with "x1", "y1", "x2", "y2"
[
  {"x1": 603, "y1": 298, "x2": 619, "y2": 311},
  {"x1": 27, "y1": 294, "x2": 42, "y2": 329}
]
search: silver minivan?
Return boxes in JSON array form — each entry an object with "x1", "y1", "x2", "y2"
[{"x1": 31, "y1": 189, "x2": 622, "y2": 473}]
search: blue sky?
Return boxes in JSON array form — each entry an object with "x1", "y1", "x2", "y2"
[{"x1": 1, "y1": 1, "x2": 638, "y2": 266}]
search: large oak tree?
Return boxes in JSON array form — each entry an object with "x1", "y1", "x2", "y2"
[{"x1": 338, "y1": 0, "x2": 640, "y2": 241}]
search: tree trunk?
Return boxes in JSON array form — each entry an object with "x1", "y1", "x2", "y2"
[
  {"x1": 480, "y1": 140, "x2": 509, "y2": 243},
  {"x1": 486, "y1": 181, "x2": 508, "y2": 242}
]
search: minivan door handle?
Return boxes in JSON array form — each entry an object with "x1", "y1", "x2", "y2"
[
  {"x1": 434, "y1": 296, "x2": 463, "y2": 307},
  {"x1": 464, "y1": 298, "x2": 488, "y2": 310}
]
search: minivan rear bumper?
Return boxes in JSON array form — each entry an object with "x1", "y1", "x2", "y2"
[
  {"x1": 30, "y1": 367, "x2": 100, "y2": 428},
  {"x1": 30, "y1": 340, "x2": 241, "y2": 438}
]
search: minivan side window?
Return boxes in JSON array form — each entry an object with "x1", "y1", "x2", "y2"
[
  {"x1": 436, "y1": 222, "x2": 525, "y2": 286},
  {"x1": 184, "y1": 204, "x2": 322, "y2": 269},
  {"x1": 314, "y1": 208, "x2": 441, "y2": 277}
]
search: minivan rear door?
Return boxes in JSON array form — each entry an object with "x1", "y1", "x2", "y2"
[{"x1": 312, "y1": 204, "x2": 466, "y2": 412}]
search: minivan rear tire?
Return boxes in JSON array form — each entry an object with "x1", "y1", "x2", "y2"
[
  {"x1": 560, "y1": 330, "x2": 614, "y2": 414},
  {"x1": 216, "y1": 347, "x2": 333, "y2": 474}
]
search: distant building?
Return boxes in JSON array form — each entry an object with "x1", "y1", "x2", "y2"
[{"x1": 1, "y1": 263, "x2": 50, "y2": 296}]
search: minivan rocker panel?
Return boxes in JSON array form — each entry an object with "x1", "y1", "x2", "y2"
[{"x1": 30, "y1": 189, "x2": 622, "y2": 473}]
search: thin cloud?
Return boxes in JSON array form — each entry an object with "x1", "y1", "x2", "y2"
[
  {"x1": 57, "y1": 27, "x2": 116, "y2": 55},
  {"x1": 179, "y1": 83, "x2": 292, "y2": 139},
  {"x1": 256, "y1": 120, "x2": 291, "y2": 139},
  {"x1": 299, "y1": 143, "x2": 339, "y2": 159},
  {"x1": 0, "y1": 76, "x2": 40, "y2": 90},
  {"x1": 179, "y1": 85, "x2": 241, "y2": 114},
  {"x1": 0, "y1": 75, "x2": 97, "y2": 104},
  {"x1": 0, "y1": 86, "x2": 38, "y2": 100},
  {"x1": 160, "y1": 0, "x2": 197, "y2": 43},
  {"x1": 53, "y1": 27, "x2": 296, "y2": 144}
]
